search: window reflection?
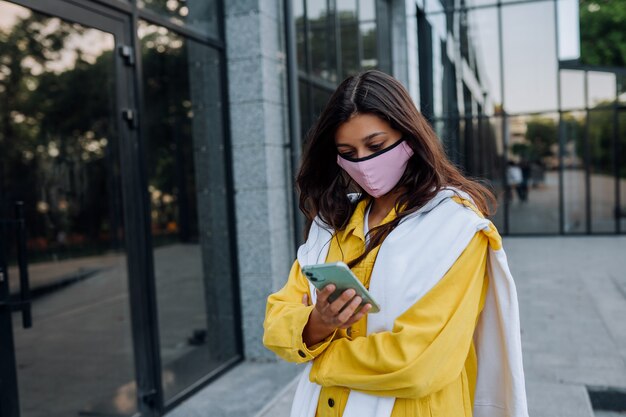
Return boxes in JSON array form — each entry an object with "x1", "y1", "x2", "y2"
[
  {"x1": 502, "y1": 1, "x2": 558, "y2": 114},
  {"x1": 467, "y1": 6, "x2": 501, "y2": 114},
  {"x1": 587, "y1": 72, "x2": 616, "y2": 108},
  {"x1": 620, "y1": 111, "x2": 626, "y2": 232},
  {"x1": 139, "y1": 20, "x2": 238, "y2": 402},
  {"x1": 360, "y1": 22, "x2": 377, "y2": 70},
  {"x1": 137, "y1": 0, "x2": 218, "y2": 38},
  {"x1": 0, "y1": 2, "x2": 136, "y2": 416},
  {"x1": 506, "y1": 114, "x2": 560, "y2": 234},
  {"x1": 588, "y1": 109, "x2": 616, "y2": 233},
  {"x1": 307, "y1": 0, "x2": 337, "y2": 82},
  {"x1": 560, "y1": 70, "x2": 585, "y2": 111},
  {"x1": 562, "y1": 111, "x2": 587, "y2": 233}
]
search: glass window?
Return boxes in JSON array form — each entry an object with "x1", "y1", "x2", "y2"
[
  {"x1": 502, "y1": 1, "x2": 558, "y2": 114},
  {"x1": 295, "y1": 0, "x2": 306, "y2": 70},
  {"x1": 137, "y1": 0, "x2": 219, "y2": 38},
  {"x1": 588, "y1": 109, "x2": 616, "y2": 233},
  {"x1": 557, "y1": 0, "x2": 580, "y2": 61},
  {"x1": 340, "y1": 21, "x2": 359, "y2": 78},
  {"x1": 489, "y1": 116, "x2": 506, "y2": 232},
  {"x1": 312, "y1": 86, "x2": 332, "y2": 120},
  {"x1": 338, "y1": 0, "x2": 357, "y2": 16},
  {"x1": 562, "y1": 111, "x2": 587, "y2": 233},
  {"x1": 360, "y1": 21, "x2": 377, "y2": 70},
  {"x1": 359, "y1": 0, "x2": 376, "y2": 21},
  {"x1": 506, "y1": 113, "x2": 560, "y2": 234},
  {"x1": 587, "y1": 71, "x2": 616, "y2": 108},
  {"x1": 138, "y1": 21, "x2": 238, "y2": 402},
  {"x1": 560, "y1": 70, "x2": 585, "y2": 110},
  {"x1": 619, "y1": 110, "x2": 626, "y2": 233},
  {"x1": 467, "y1": 6, "x2": 502, "y2": 115},
  {"x1": 0, "y1": 2, "x2": 137, "y2": 415},
  {"x1": 619, "y1": 75, "x2": 626, "y2": 106},
  {"x1": 338, "y1": 0, "x2": 358, "y2": 79},
  {"x1": 425, "y1": 0, "x2": 443, "y2": 15},
  {"x1": 579, "y1": 0, "x2": 626, "y2": 68},
  {"x1": 432, "y1": 39, "x2": 443, "y2": 117},
  {"x1": 468, "y1": 0, "x2": 498, "y2": 7},
  {"x1": 308, "y1": 0, "x2": 338, "y2": 82}
]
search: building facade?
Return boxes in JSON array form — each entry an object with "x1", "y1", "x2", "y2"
[{"x1": 0, "y1": 0, "x2": 624, "y2": 417}]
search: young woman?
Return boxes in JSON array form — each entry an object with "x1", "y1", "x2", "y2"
[{"x1": 263, "y1": 70, "x2": 528, "y2": 417}]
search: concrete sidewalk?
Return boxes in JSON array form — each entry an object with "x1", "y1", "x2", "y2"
[{"x1": 252, "y1": 236, "x2": 626, "y2": 417}]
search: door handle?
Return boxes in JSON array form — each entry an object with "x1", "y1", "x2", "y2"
[{"x1": 15, "y1": 202, "x2": 32, "y2": 329}]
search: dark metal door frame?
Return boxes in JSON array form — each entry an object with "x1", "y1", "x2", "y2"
[{"x1": 0, "y1": 1, "x2": 162, "y2": 416}]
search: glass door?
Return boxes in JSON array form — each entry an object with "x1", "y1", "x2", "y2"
[{"x1": 0, "y1": 1, "x2": 145, "y2": 416}]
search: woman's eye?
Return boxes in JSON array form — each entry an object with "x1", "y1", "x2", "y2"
[
  {"x1": 369, "y1": 143, "x2": 383, "y2": 151},
  {"x1": 340, "y1": 151, "x2": 355, "y2": 158}
]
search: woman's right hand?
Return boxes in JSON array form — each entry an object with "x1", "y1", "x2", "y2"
[{"x1": 302, "y1": 284, "x2": 371, "y2": 346}]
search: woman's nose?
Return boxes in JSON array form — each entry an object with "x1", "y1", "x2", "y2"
[{"x1": 356, "y1": 148, "x2": 372, "y2": 159}]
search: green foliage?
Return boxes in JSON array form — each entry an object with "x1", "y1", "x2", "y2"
[
  {"x1": 523, "y1": 117, "x2": 558, "y2": 160},
  {"x1": 579, "y1": 0, "x2": 626, "y2": 70}
]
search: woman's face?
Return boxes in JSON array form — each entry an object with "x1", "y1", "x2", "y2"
[{"x1": 334, "y1": 113, "x2": 403, "y2": 160}]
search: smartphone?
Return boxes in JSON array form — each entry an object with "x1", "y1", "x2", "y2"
[{"x1": 301, "y1": 261, "x2": 380, "y2": 313}]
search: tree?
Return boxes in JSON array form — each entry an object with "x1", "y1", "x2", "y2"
[
  {"x1": 523, "y1": 117, "x2": 558, "y2": 161},
  {"x1": 579, "y1": 0, "x2": 626, "y2": 71}
]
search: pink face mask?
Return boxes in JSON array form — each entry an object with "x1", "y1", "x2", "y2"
[{"x1": 336, "y1": 138, "x2": 414, "y2": 198}]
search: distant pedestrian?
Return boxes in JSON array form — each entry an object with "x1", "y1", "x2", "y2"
[
  {"x1": 506, "y1": 160, "x2": 523, "y2": 202},
  {"x1": 263, "y1": 70, "x2": 528, "y2": 417}
]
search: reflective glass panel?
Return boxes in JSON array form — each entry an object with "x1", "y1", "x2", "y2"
[
  {"x1": 139, "y1": 21, "x2": 239, "y2": 401},
  {"x1": 137, "y1": 0, "x2": 219, "y2": 38},
  {"x1": 488, "y1": 117, "x2": 505, "y2": 232},
  {"x1": 560, "y1": 70, "x2": 585, "y2": 111},
  {"x1": 588, "y1": 109, "x2": 616, "y2": 233},
  {"x1": 338, "y1": 0, "x2": 358, "y2": 80},
  {"x1": 312, "y1": 86, "x2": 332, "y2": 119},
  {"x1": 295, "y1": 0, "x2": 306, "y2": 69},
  {"x1": 587, "y1": 71, "x2": 616, "y2": 108},
  {"x1": 579, "y1": 0, "x2": 626, "y2": 68},
  {"x1": 502, "y1": 1, "x2": 558, "y2": 114},
  {"x1": 620, "y1": 111, "x2": 626, "y2": 233},
  {"x1": 338, "y1": 0, "x2": 357, "y2": 15},
  {"x1": 308, "y1": 0, "x2": 337, "y2": 82},
  {"x1": 359, "y1": 0, "x2": 376, "y2": 21},
  {"x1": 619, "y1": 75, "x2": 626, "y2": 106},
  {"x1": 466, "y1": 7, "x2": 501, "y2": 115},
  {"x1": 360, "y1": 22, "x2": 377, "y2": 70},
  {"x1": 469, "y1": 0, "x2": 498, "y2": 7},
  {"x1": 562, "y1": 111, "x2": 587, "y2": 233},
  {"x1": 0, "y1": 2, "x2": 136, "y2": 416},
  {"x1": 340, "y1": 22, "x2": 359, "y2": 78},
  {"x1": 506, "y1": 114, "x2": 560, "y2": 234},
  {"x1": 557, "y1": 0, "x2": 580, "y2": 61}
]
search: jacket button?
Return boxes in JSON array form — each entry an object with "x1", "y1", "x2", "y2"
[
  {"x1": 297, "y1": 350, "x2": 306, "y2": 358},
  {"x1": 328, "y1": 398, "x2": 335, "y2": 407}
]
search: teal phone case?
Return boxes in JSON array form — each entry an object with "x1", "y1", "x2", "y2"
[{"x1": 301, "y1": 261, "x2": 380, "y2": 313}]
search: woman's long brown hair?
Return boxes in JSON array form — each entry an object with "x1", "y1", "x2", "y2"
[{"x1": 296, "y1": 70, "x2": 497, "y2": 267}]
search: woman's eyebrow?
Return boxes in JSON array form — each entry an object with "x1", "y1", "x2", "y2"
[{"x1": 336, "y1": 132, "x2": 387, "y2": 147}]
